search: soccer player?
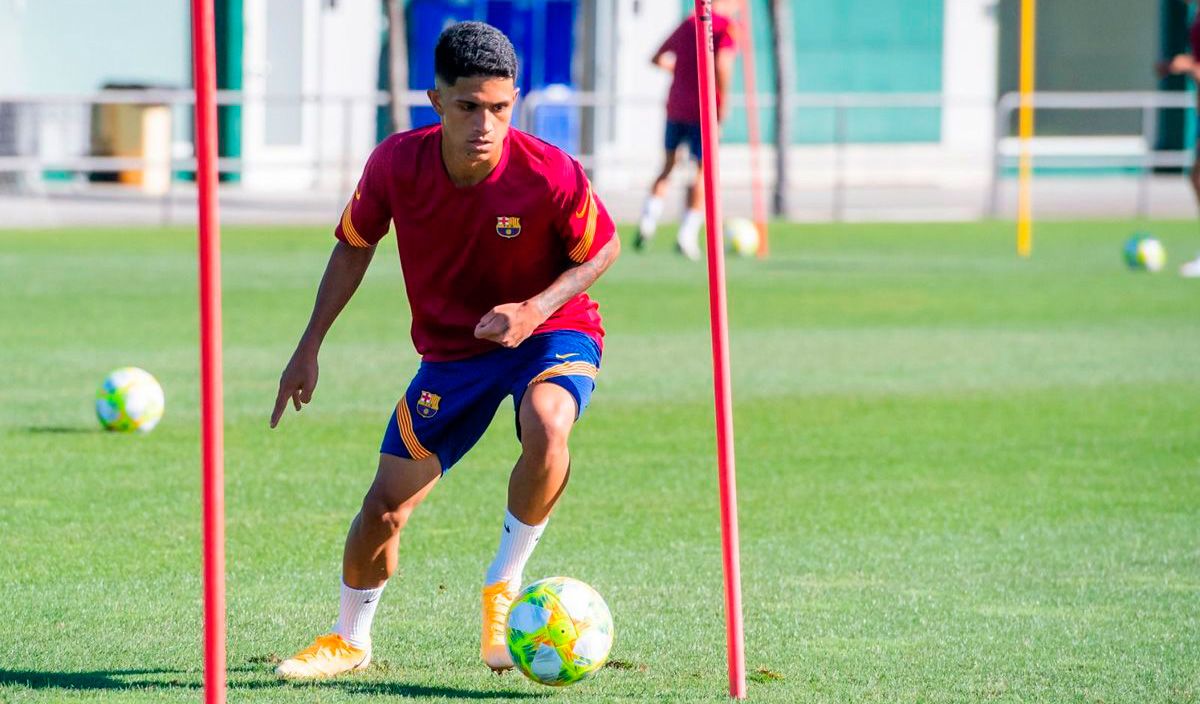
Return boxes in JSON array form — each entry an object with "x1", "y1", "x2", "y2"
[
  {"x1": 268, "y1": 21, "x2": 620, "y2": 678},
  {"x1": 1159, "y1": 4, "x2": 1200, "y2": 277},
  {"x1": 634, "y1": 1, "x2": 737, "y2": 260}
]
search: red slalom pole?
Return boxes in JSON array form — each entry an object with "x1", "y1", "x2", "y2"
[
  {"x1": 190, "y1": 0, "x2": 227, "y2": 702},
  {"x1": 693, "y1": 1, "x2": 747, "y2": 698},
  {"x1": 737, "y1": 0, "x2": 769, "y2": 258}
]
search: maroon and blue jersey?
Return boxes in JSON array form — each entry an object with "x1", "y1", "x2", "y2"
[{"x1": 335, "y1": 125, "x2": 616, "y2": 362}]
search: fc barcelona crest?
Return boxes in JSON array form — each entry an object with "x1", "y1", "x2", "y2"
[
  {"x1": 496, "y1": 216, "x2": 522, "y2": 238},
  {"x1": 416, "y1": 390, "x2": 441, "y2": 418}
]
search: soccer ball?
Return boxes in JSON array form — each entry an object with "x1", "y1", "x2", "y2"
[
  {"x1": 95, "y1": 367, "x2": 165, "y2": 433},
  {"x1": 506, "y1": 576, "x2": 613, "y2": 687},
  {"x1": 725, "y1": 217, "x2": 760, "y2": 257},
  {"x1": 1124, "y1": 233, "x2": 1165, "y2": 272}
]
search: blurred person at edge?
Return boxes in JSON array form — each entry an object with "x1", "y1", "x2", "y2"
[
  {"x1": 1159, "y1": 0, "x2": 1200, "y2": 277},
  {"x1": 634, "y1": 0, "x2": 738, "y2": 261}
]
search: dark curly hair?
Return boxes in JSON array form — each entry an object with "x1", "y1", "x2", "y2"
[{"x1": 434, "y1": 21, "x2": 518, "y2": 86}]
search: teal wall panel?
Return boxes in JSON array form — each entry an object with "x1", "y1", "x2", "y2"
[
  {"x1": 722, "y1": 0, "x2": 775, "y2": 144},
  {"x1": 792, "y1": 0, "x2": 942, "y2": 143}
]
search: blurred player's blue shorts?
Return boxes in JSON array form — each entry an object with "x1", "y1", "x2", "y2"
[
  {"x1": 381, "y1": 330, "x2": 601, "y2": 473},
  {"x1": 665, "y1": 120, "x2": 703, "y2": 159}
]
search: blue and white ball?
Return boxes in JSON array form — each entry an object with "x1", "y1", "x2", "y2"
[
  {"x1": 95, "y1": 367, "x2": 165, "y2": 433},
  {"x1": 1124, "y1": 234, "x2": 1166, "y2": 272}
]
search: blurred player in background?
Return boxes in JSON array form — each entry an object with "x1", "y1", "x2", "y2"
[
  {"x1": 269, "y1": 21, "x2": 620, "y2": 679},
  {"x1": 634, "y1": 1, "x2": 738, "y2": 260},
  {"x1": 1158, "y1": 2, "x2": 1200, "y2": 277}
]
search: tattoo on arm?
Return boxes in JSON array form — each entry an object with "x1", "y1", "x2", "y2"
[{"x1": 533, "y1": 238, "x2": 621, "y2": 318}]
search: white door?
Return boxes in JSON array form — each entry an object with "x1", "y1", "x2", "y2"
[{"x1": 242, "y1": 0, "x2": 319, "y2": 189}]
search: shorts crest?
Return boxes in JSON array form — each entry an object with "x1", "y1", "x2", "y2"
[
  {"x1": 496, "y1": 216, "x2": 522, "y2": 238},
  {"x1": 416, "y1": 390, "x2": 441, "y2": 418}
]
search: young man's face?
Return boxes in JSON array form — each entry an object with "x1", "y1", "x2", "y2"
[{"x1": 429, "y1": 76, "x2": 518, "y2": 167}]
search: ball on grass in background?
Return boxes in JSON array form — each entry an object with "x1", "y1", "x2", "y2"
[
  {"x1": 506, "y1": 576, "x2": 613, "y2": 687},
  {"x1": 725, "y1": 217, "x2": 761, "y2": 258},
  {"x1": 1124, "y1": 233, "x2": 1165, "y2": 272},
  {"x1": 95, "y1": 367, "x2": 165, "y2": 433}
]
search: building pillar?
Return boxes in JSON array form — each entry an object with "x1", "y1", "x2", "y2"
[{"x1": 940, "y1": 0, "x2": 999, "y2": 166}]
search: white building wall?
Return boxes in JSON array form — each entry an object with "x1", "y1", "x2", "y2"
[
  {"x1": 313, "y1": 0, "x2": 383, "y2": 193},
  {"x1": 241, "y1": 0, "x2": 380, "y2": 192},
  {"x1": 940, "y1": 0, "x2": 1000, "y2": 185},
  {"x1": 0, "y1": 1, "x2": 26, "y2": 95}
]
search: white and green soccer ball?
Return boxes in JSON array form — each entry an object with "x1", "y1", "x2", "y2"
[
  {"x1": 506, "y1": 576, "x2": 613, "y2": 687},
  {"x1": 95, "y1": 367, "x2": 165, "y2": 433},
  {"x1": 725, "y1": 217, "x2": 761, "y2": 257},
  {"x1": 1124, "y1": 233, "x2": 1165, "y2": 272}
]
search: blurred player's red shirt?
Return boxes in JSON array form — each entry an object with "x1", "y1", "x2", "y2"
[
  {"x1": 1191, "y1": 12, "x2": 1200, "y2": 60},
  {"x1": 335, "y1": 125, "x2": 615, "y2": 362},
  {"x1": 658, "y1": 12, "x2": 737, "y2": 124}
]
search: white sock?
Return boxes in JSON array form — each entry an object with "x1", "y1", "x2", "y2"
[
  {"x1": 678, "y1": 208, "x2": 705, "y2": 258},
  {"x1": 638, "y1": 196, "x2": 664, "y2": 238},
  {"x1": 332, "y1": 581, "x2": 384, "y2": 649},
  {"x1": 484, "y1": 509, "x2": 547, "y2": 589}
]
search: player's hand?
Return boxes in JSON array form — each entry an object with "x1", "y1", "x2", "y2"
[
  {"x1": 1168, "y1": 54, "x2": 1194, "y2": 76},
  {"x1": 270, "y1": 346, "x2": 319, "y2": 428},
  {"x1": 474, "y1": 301, "x2": 544, "y2": 348}
]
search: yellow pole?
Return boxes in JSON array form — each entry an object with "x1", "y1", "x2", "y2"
[{"x1": 1016, "y1": 0, "x2": 1037, "y2": 258}]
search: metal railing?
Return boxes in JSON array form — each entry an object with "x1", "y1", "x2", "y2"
[
  {"x1": 989, "y1": 91, "x2": 1196, "y2": 218},
  {"x1": 0, "y1": 88, "x2": 1195, "y2": 222}
]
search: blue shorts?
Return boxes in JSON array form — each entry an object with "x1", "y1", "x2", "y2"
[
  {"x1": 381, "y1": 330, "x2": 601, "y2": 473},
  {"x1": 665, "y1": 120, "x2": 703, "y2": 159}
]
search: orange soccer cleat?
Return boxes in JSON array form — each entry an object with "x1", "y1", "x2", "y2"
[
  {"x1": 274, "y1": 633, "x2": 370, "y2": 680},
  {"x1": 481, "y1": 581, "x2": 518, "y2": 671}
]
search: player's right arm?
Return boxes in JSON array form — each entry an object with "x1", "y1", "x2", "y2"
[
  {"x1": 271, "y1": 241, "x2": 376, "y2": 427},
  {"x1": 651, "y1": 22, "x2": 683, "y2": 72},
  {"x1": 271, "y1": 139, "x2": 394, "y2": 427}
]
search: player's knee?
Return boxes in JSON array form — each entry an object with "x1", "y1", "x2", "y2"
[
  {"x1": 360, "y1": 487, "x2": 412, "y2": 536},
  {"x1": 522, "y1": 392, "x2": 574, "y2": 457}
]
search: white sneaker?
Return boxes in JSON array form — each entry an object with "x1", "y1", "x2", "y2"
[
  {"x1": 675, "y1": 233, "x2": 702, "y2": 261},
  {"x1": 1181, "y1": 254, "x2": 1200, "y2": 278},
  {"x1": 634, "y1": 218, "x2": 656, "y2": 251}
]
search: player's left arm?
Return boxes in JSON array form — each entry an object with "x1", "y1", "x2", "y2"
[
  {"x1": 474, "y1": 238, "x2": 619, "y2": 349},
  {"x1": 474, "y1": 162, "x2": 620, "y2": 348}
]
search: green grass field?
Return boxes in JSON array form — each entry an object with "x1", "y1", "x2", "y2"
[{"x1": 1, "y1": 220, "x2": 1198, "y2": 703}]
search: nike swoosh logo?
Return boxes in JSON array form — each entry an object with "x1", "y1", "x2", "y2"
[
  {"x1": 573, "y1": 186, "x2": 591, "y2": 219},
  {"x1": 354, "y1": 187, "x2": 362, "y2": 201},
  {"x1": 555, "y1": 353, "x2": 579, "y2": 360}
]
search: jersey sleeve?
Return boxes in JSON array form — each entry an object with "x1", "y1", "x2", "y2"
[
  {"x1": 334, "y1": 139, "x2": 393, "y2": 248},
  {"x1": 556, "y1": 158, "x2": 616, "y2": 265},
  {"x1": 656, "y1": 20, "x2": 687, "y2": 58}
]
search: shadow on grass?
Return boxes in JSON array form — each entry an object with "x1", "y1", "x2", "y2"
[
  {"x1": 0, "y1": 669, "x2": 197, "y2": 690},
  {"x1": 0, "y1": 668, "x2": 542, "y2": 700},
  {"x1": 25, "y1": 426, "x2": 98, "y2": 434}
]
